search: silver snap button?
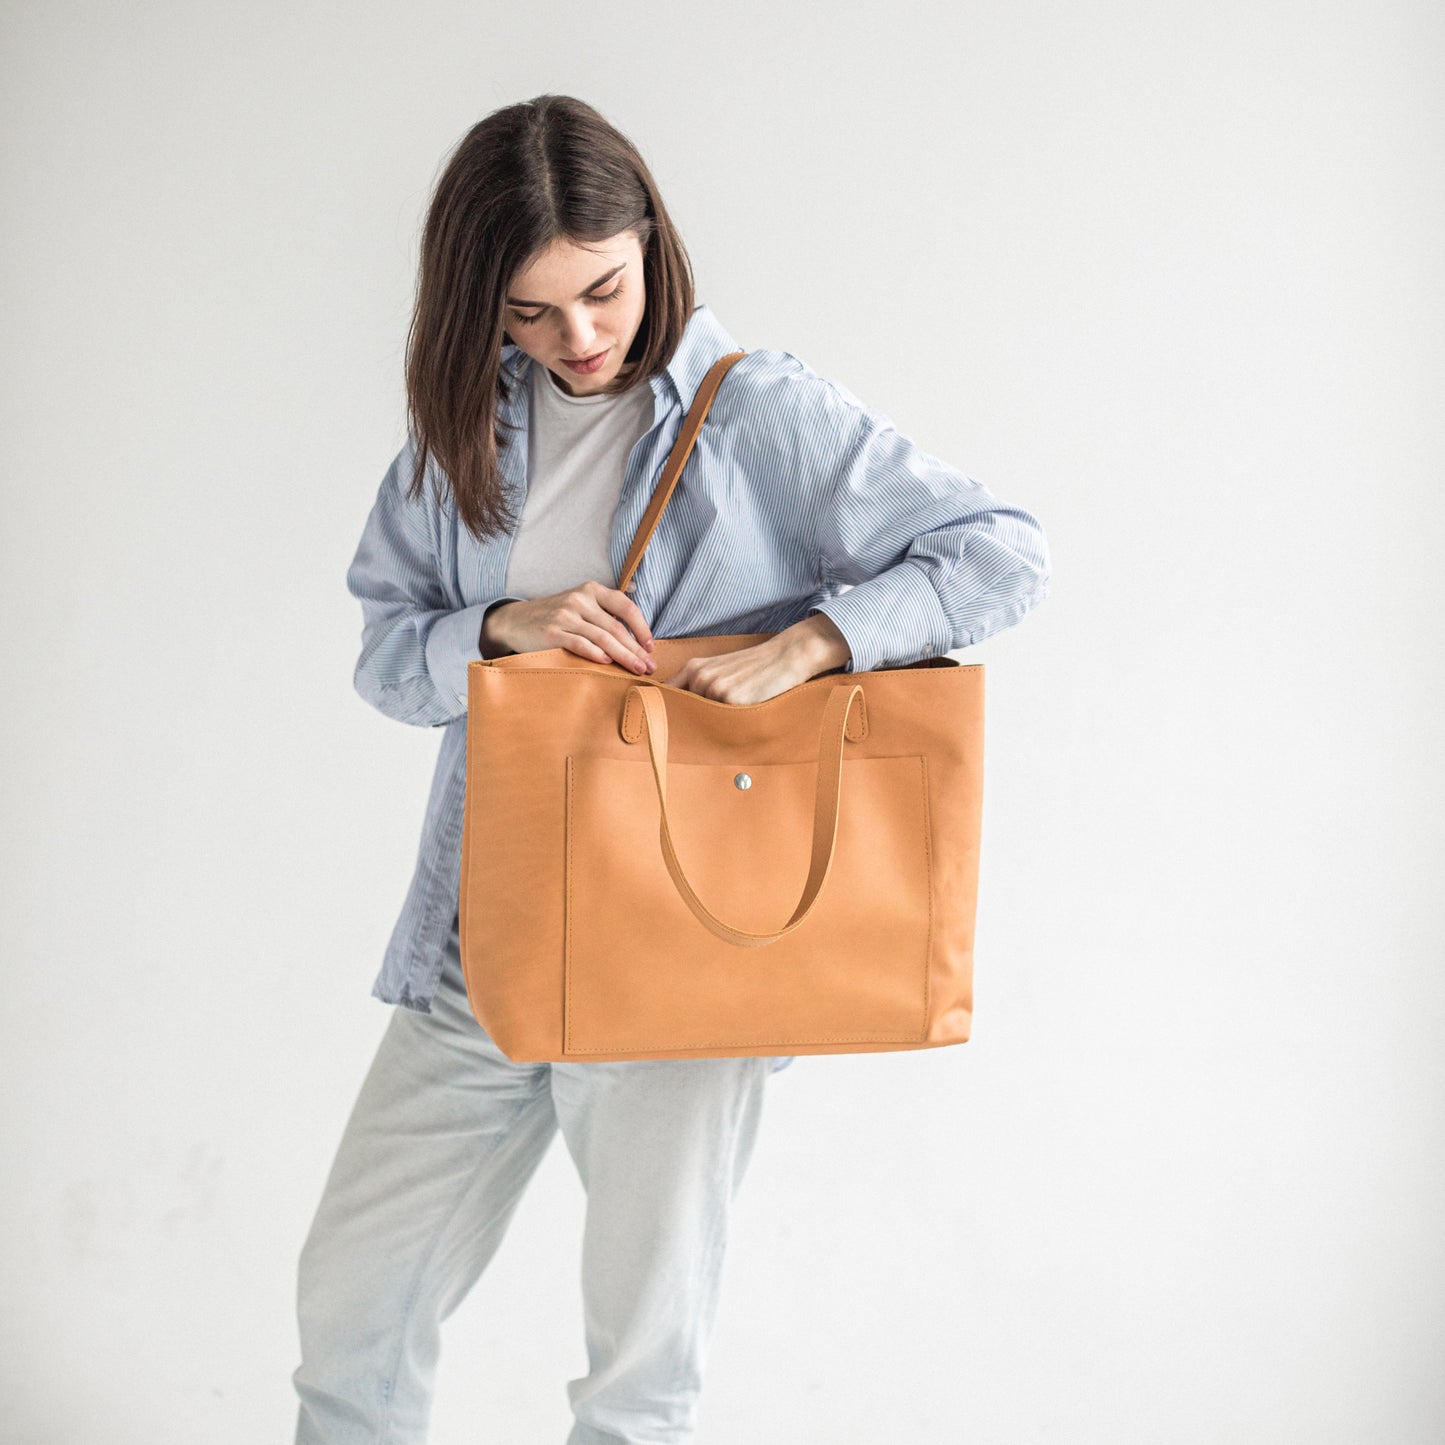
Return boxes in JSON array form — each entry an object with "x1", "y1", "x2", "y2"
[{"x1": 734, "y1": 773, "x2": 752, "y2": 790}]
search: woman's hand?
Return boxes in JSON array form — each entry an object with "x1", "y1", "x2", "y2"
[
  {"x1": 483, "y1": 581, "x2": 657, "y2": 675},
  {"x1": 659, "y1": 617, "x2": 851, "y2": 704}
]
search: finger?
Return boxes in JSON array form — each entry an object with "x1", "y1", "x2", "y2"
[
  {"x1": 586, "y1": 595, "x2": 653, "y2": 668},
  {"x1": 572, "y1": 619, "x2": 654, "y2": 674},
  {"x1": 608, "y1": 586, "x2": 655, "y2": 652}
]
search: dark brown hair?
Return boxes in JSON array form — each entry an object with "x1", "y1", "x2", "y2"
[{"x1": 402, "y1": 95, "x2": 696, "y2": 542}]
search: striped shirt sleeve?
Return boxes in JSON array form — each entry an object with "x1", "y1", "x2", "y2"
[
  {"x1": 345, "y1": 442, "x2": 514, "y2": 726},
  {"x1": 791, "y1": 367, "x2": 1052, "y2": 674}
]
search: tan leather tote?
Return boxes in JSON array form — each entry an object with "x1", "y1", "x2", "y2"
[{"x1": 459, "y1": 350, "x2": 984, "y2": 1062}]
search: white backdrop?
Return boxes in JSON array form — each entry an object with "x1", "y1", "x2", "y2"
[{"x1": 2, "y1": 2, "x2": 1441, "y2": 1441}]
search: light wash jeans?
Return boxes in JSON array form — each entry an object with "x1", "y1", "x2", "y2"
[{"x1": 292, "y1": 912, "x2": 772, "y2": 1444}]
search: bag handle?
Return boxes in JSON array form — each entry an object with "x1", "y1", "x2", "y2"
[
  {"x1": 623, "y1": 680, "x2": 865, "y2": 947},
  {"x1": 616, "y1": 350, "x2": 747, "y2": 595}
]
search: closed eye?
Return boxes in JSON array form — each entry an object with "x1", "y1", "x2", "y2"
[{"x1": 511, "y1": 281, "x2": 625, "y2": 327}]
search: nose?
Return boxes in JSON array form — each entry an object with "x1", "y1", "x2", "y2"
[{"x1": 558, "y1": 307, "x2": 598, "y2": 355}]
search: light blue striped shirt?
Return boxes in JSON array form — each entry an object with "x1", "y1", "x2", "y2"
[{"x1": 346, "y1": 302, "x2": 1052, "y2": 1073}]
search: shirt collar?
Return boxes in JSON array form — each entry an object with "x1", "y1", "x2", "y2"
[{"x1": 499, "y1": 302, "x2": 741, "y2": 412}]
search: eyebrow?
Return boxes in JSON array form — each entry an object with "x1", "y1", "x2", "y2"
[{"x1": 506, "y1": 263, "x2": 626, "y2": 309}]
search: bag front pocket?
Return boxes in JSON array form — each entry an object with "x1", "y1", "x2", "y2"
[{"x1": 563, "y1": 751, "x2": 933, "y2": 1056}]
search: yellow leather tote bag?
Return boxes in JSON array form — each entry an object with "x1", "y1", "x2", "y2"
[{"x1": 459, "y1": 351, "x2": 984, "y2": 1062}]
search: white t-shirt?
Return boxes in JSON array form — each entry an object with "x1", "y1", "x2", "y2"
[{"x1": 503, "y1": 361, "x2": 656, "y2": 599}]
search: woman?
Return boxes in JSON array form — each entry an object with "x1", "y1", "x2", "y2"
[{"x1": 295, "y1": 94, "x2": 1050, "y2": 1444}]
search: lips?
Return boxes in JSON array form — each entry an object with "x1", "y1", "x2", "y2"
[{"x1": 561, "y1": 347, "x2": 610, "y2": 374}]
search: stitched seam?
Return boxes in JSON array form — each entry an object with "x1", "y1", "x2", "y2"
[
  {"x1": 564, "y1": 755, "x2": 574, "y2": 1056},
  {"x1": 474, "y1": 665, "x2": 979, "y2": 712},
  {"x1": 562, "y1": 1034, "x2": 927, "y2": 1052},
  {"x1": 918, "y1": 753, "x2": 934, "y2": 1041}
]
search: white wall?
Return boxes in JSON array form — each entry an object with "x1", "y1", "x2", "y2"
[{"x1": 2, "y1": 1, "x2": 1441, "y2": 1440}]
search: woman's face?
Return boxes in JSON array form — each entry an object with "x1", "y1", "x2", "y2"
[{"x1": 502, "y1": 230, "x2": 647, "y2": 397}]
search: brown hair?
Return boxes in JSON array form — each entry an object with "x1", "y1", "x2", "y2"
[{"x1": 402, "y1": 95, "x2": 696, "y2": 542}]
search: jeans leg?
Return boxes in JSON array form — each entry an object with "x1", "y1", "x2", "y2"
[
  {"x1": 292, "y1": 931, "x2": 559, "y2": 1444},
  {"x1": 549, "y1": 1052, "x2": 771, "y2": 1445}
]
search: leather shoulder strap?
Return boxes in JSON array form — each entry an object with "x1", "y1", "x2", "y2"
[{"x1": 617, "y1": 350, "x2": 747, "y2": 594}]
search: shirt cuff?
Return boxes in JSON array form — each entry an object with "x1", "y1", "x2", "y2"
[
  {"x1": 807, "y1": 561, "x2": 952, "y2": 674},
  {"x1": 424, "y1": 597, "x2": 526, "y2": 706}
]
